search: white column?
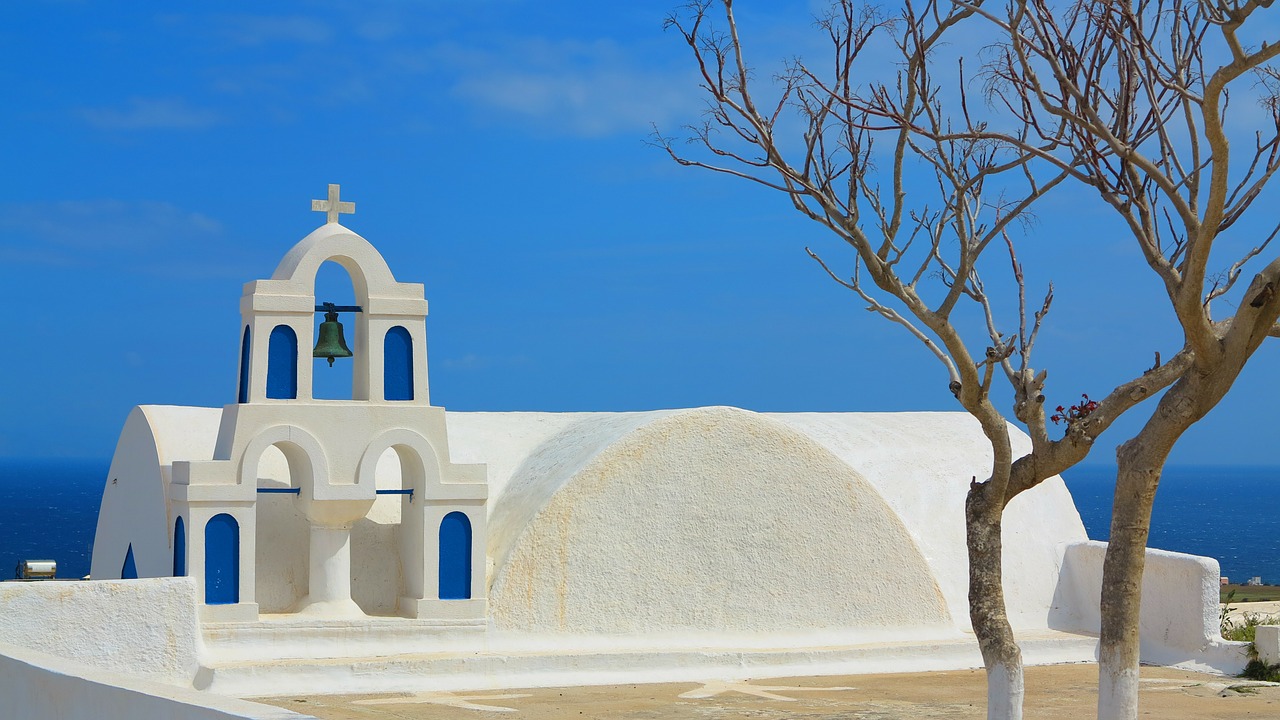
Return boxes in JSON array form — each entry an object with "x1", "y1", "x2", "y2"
[{"x1": 297, "y1": 524, "x2": 365, "y2": 618}]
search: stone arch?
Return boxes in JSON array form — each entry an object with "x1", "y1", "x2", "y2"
[
  {"x1": 355, "y1": 430, "x2": 443, "y2": 608},
  {"x1": 238, "y1": 425, "x2": 327, "y2": 488},
  {"x1": 240, "y1": 426, "x2": 325, "y2": 612},
  {"x1": 270, "y1": 229, "x2": 399, "y2": 306}
]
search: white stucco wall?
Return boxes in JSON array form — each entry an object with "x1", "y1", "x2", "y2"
[
  {"x1": 770, "y1": 412, "x2": 1088, "y2": 629},
  {"x1": 91, "y1": 406, "x2": 222, "y2": 580},
  {"x1": 485, "y1": 406, "x2": 952, "y2": 638},
  {"x1": 0, "y1": 577, "x2": 204, "y2": 686},
  {"x1": 1053, "y1": 541, "x2": 1247, "y2": 673},
  {"x1": 0, "y1": 641, "x2": 313, "y2": 720}
]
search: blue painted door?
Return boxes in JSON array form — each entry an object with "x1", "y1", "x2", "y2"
[
  {"x1": 121, "y1": 544, "x2": 137, "y2": 579},
  {"x1": 384, "y1": 326, "x2": 414, "y2": 401},
  {"x1": 205, "y1": 514, "x2": 239, "y2": 604},
  {"x1": 266, "y1": 325, "x2": 298, "y2": 399},
  {"x1": 438, "y1": 512, "x2": 472, "y2": 599},
  {"x1": 173, "y1": 516, "x2": 187, "y2": 577}
]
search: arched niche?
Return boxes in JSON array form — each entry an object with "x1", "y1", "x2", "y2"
[
  {"x1": 205, "y1": 514, "x2": 240, "y2": 605},
  {"x1": 237, "y1": 327, "x2": 250, "y2": 404},
  {"x1": 439, "y1": 512, "x2": 472, "y2": 600},
  {"x1": 383, "y1": 326, "x2": 413, "y2": 401},
  {"x1": 266, "y1": 325, "x2": 298, "y2": 399},
  {"x1": 354, "y1": 432, "x2": 437, "y2": 610},
  {"x1": 173, "y1": 516, "x2": 187, "y2": 577}
]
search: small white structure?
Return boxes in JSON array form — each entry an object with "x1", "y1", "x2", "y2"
[{"x1": 54, "y1": 186, "x2": 1243, "y2": 704}]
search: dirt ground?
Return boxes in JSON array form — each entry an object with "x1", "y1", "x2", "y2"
[{"x1": 259, "y1": 663, "x2": 1280, "y2": 719}]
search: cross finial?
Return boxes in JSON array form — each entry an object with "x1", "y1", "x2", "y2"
[{"x1": 311, "y1": 184, "x2": 355, "y2": 224}]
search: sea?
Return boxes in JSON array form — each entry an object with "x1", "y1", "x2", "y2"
[{"x1": 0, "y1": 459, "x2": 1276, "y2": 584}]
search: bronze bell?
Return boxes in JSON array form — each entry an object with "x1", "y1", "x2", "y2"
[{"x1": 313, "y1": 309, "x2": 353, "y2": 366}]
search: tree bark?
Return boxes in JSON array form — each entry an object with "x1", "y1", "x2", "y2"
[
  {"x1": 1097, "y1": 382, "x2": 1194, "y2": 720},
  {"x1": 967, "y1": 479, "x2": 1023, "y2": 720}
]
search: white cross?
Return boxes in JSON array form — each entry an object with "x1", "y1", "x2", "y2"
[{"x1": 311, "y1": 183, "x2": 355, "y2": 224}]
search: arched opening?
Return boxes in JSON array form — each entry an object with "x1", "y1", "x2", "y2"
[
  {"x1": 252, "y1": 443, "x2": 311, "y2": 612},
  {"x1": 439, "y1": 512, "x2": 472, "y2": 600},
  {"x1": 237, "y1": 326, "x2": 251, "y2": 403},
  {"x1": 384, "y1": 326, "x2": 414, "y2": 401},
  {"x1": 205, "y1": 513, "x2": 240, "y2": 605},
  {"x1": 173, "y1": 516, "x2": 186, "y2": 577},
  {"x1": 266, "y1": 325, "x2": 298, "y2": 399},
  {"x1": 312, "y1": 261, "x2": 358, "y2": 400},
  {"x1": 121, "y1": 544, "x2": 137, "y2": 579},
  {"x1": 351, "y1": 446, "x2": 418, "y2": 615}
]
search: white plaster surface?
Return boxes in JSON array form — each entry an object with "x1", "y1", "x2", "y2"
[
  {"x1": 1256, "y1": 625, "x2": 1280, "y2": 665},
  {"x1": 0, "y1": 640, "x2": 313, "y2": 720},
  {"x1": 484, "y1": 407, "x2": 952, "y2": 636},
  {"x1": 1053, "y1": 541, "x2": 1247, "y2": 673},
  {"x1": 91, "y1": 405, "x2": 222, "y2": 580},
  {"x1": 0, "y1": 577, "x2": 205, "y2": 686}
]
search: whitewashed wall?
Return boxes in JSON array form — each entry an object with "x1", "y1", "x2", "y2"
[{"x1": 0, "y1": 577, "x2": 204, "y2": 686}]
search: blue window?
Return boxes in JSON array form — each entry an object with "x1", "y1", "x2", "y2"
[
  {"x1": 237, "y1": 327, "x2": 251, "y2": 403},
  {"x1": 205, "y1": 514, "x2": 240, "y2": 605},
  {"x1": 173, "y1": 516, "x2": 187, "y2": 577},
  {"x1": 384, "y1": 326, "x2": 414, "y2": 401},
  {"x1": 121, "y1": 544, "x2": 138, "y2": 579},
  {"x1": 266, "y1": 325, "x2": 298, "y2": 399},
  {"x1": 439, "y1": 512, "x2": 472, "y2": 600}
]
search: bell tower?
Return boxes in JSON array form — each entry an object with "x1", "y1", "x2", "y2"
[
  {"x1": 235, "y1": 184, "x2": 431, "y2": 405},
  {"x1": 169, "y1": 184, "x2": 488, "y2": 623}
]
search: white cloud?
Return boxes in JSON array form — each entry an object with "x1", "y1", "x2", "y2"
[
  {"x1": 79, "y1": 97, "x2": 220, "y2": 130},
  {"x1": 444, "y1": 38, "x2": 702, "y2": 137},
  {"x1": 219, "y1": 15, "x2": 332, "y2": 46},
  {"x1": 0, "y1": 200, "x2": 226, "y2": 272}
]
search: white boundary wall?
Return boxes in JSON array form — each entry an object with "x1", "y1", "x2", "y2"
[
  {"x1": 0, "y1": 577, "x2": 204, "y2": 686},
  {"x1": 1052, "y1": 541, "x2": 1247, "y2": 673},
  {"x1": 0, "y1": 641, "x2": 314, "y2": 720}
]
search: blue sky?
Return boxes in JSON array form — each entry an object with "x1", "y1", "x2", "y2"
[{"x1": 3, "y1": 1, "x2": 1278, "y2": 468}]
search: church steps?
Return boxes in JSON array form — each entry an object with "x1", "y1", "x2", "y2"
[{"x1": 200, "y1": 631, "x2": 1102, "y2": 698}]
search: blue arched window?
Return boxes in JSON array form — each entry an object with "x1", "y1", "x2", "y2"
[
  {"x1": 384, "y1": 326, "x2": 414, "y2": 401},
  {"x1": 439, "y1": 511, "x2": 472, "y2": 600},
  {"x1": 173, "y1": 516, "x2": 187, "y2": 577},
  {"x1": 266, "y1": 325, "x2": 298, "y2": 399},
  {"x1": 121, "y1": 544, "x2": 138, "y2": 579},
  {"x1": 237, "y1": 327, "x2": 251, "y2": 403},
  {"x1": 205, "y1": 514, "x2": 240, "y2": 605}
]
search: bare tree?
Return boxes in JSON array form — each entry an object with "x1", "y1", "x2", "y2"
[
  {"x1": 936, "y1": 1, "x2": 1280, "y2": 717},
  {"x1": 657, "y1": 2, "x2": 1188, "y2": 718}
]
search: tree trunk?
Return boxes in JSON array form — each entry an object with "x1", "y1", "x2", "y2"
[
  {"x1": 1097, "y1": 386, "x2": 1188, "y2": 720},
  {"x1": 1096, "y1": 457, "x2": 1160, "y2": 720},
  {"x1": 967, "y1": 480, "x2": 1024, "y2": 720}
]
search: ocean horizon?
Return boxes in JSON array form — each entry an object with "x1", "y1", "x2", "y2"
[{"x1": 0, "y1": 459, "x2": 1275, "y2": 585}]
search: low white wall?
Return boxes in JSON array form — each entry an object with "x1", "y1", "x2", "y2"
[
  {"x1": 0, "y1": 641, "x2": 313, "y2": 720},
  {"x1": 0, "y1": 577, "x2": 204, "y2": 686},
  {"x1": 1051, "y1": 541, "x2": 1247, "y2": 672}
]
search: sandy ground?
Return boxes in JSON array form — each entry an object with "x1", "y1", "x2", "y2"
[{"x1": 259, "y1": 663, "x2": 1280, "y2": 719}]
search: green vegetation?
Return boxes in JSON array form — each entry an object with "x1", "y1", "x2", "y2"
[
  {"x1": 1221, "y1": 584, "x2": 1280, "y2": 603},
  {"x1": 1220, "y1": 590, "x2": 1280, "y2": 681}
]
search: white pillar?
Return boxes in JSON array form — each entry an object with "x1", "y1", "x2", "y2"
[{"x1": 297, "y1": 524, "x2": 365, "y2": 618}]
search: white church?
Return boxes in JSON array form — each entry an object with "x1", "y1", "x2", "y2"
[{"x1": 0, "y1": 187, "x2": 1245, "y2": 717}]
